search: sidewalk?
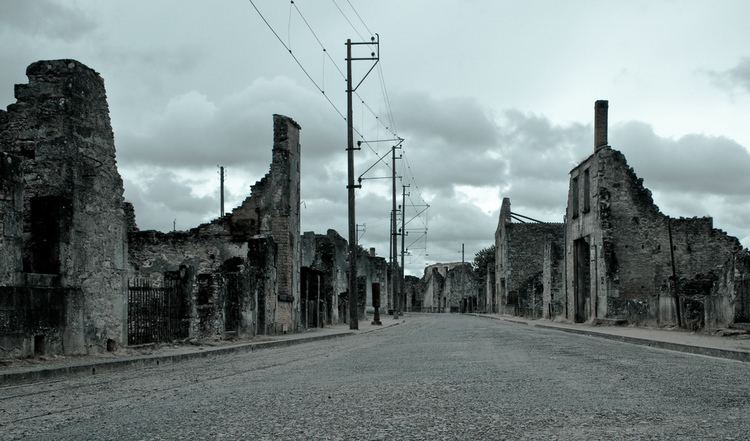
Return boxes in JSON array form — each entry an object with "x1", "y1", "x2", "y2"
[
  {"x1": 0, "y1": 316, "x2": 402, "y2": 385},
  {"x1": 472, "y1": 313, "x2": 750, "y2": 363}
]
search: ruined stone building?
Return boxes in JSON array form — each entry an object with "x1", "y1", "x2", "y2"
[
  {"x1": 419, "y1": 262, "x2": 477, "y2": 312},
  {"x1": 0, "y1": 59, "x2": 308, "y2": 358},
  {"x1": 403, "y1": 275, "x2": 422, "y2": 311},
  {"x1": 357, "y1": 247, "x2": 390, "y2": 317},
  {"x1": 301, "y1": 230, "x2": 347, "y2": 328},
  {"x1": 565, "y1": 100, "x2": 749, "y2": 329},
  {"x1": 494, "y1": 198, "x2": 564, "y2": 319},
  {"x1": 301, "y1": 229, "x2": 392, "y2": 325},
  {"x1": 0, "y1": 60, "x2": 128, "y2": 357},
  {"x1": 129, "y1": 114, "x2": 302, "y2": 339}
]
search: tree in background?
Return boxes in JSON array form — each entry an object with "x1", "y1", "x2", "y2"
[{"x1": 473, "y1": 244, "x2": 496, "y2": 290}]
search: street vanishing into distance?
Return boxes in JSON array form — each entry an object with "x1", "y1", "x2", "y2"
[{"x1": 2, "y1": 314, "x2": 749, "y2": 440}]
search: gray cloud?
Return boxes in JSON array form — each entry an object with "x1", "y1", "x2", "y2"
[
  {"x1": 124, "y1": 172, "x2": 218, "y2": 232},
  {"x1": 613, "y1": 121, "x2": 750, "y2": 195},
  {"x1": 117, "y1": 77, "x2": 343, "y2": 169},
  {"x1": 393, "y1": 91, "x2": 499, "y2": 147},
  {"x1": 0, "y1": 0, "x2": 96, "y2": 42},
  {"x1": 708, "y1": 57, "x2": 750, "y2": 94}
]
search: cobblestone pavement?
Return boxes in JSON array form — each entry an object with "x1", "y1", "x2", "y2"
[{"x1": 1, "y1": 314, "x2": 749, "y2": 440}]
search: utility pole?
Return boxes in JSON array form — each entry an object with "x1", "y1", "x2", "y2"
[
  {"x1": 219, "y1": 165, "x2": 225, "y2": 217},
  {"x1": 401, "y1": 184, "x2": 410, "y2": 313},
  {"x1": 462, "y1": 243, "x2": 465, "y2": 264},
  {"x1": 391, "y1": 144, "x2": 401, "y2": 319},
  {"x1": 345, "y1": 35, "x2": 379, "y2": 330}
]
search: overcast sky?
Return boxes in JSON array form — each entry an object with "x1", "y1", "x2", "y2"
[{"x1": 1, "y1": 0, "x2": 749, "y2": 276}]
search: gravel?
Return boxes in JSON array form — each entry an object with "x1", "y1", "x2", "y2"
[{"x1": 1, "y1": 314, "x2": 749, "y2": 440}]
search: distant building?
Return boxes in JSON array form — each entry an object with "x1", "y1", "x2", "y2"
[{"x1": 494, "y1": 199, "x2": 564, "y2": 318}]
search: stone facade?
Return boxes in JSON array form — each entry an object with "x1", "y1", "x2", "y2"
[
  {"x1": 0, "y1": 60, "x2": 128, "y2": 357},
  {"x1": 564, "y1": 100, "x2": 749, "y2": 329},
  {"x1": 404, "y1": 275, "x2": 422, "y2": 311},
  {"x1": 301, "y1": 229, "x2": 347, "y2": 327},
  {"x1": 495, "y1": 198, "x2": 564, "y2": 318},
  {"x1": 542, "y1": 239, "x2": 565, "y2": 319},
  {"x1": 129, "y1": 114, "x2": 301, "y2": 337},
  {"x1": 301, "y1": 229, "x2": 392, "y2": 324},
  {"x1": 418, "y1": 262, "x2": 477, "y2": 312}
]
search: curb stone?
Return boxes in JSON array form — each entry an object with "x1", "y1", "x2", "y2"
[
  {"x1": 0, "y1": 331, "x2": 352, "y2": 386},
  {"x1": 473, "y1": 314, "x2": 750, "y2": 363},
  {"x1": 0, "y1": 318, "x2": 404, "y2": 386}
]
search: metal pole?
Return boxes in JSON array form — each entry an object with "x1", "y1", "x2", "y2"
[
  {"x1": 391, "y1": 145, "x2": 399, "y2": 320},
  {"x1": 220, "y1": 166, "x2": 225, "y2": 217},
  {"x1": 346, "y1": 39, "x2": 358, "y2": 330},
  {"x1": 462, "y1": 243, "x2": 465, "y2": 264},
  {"x1": 401, "y1": 184, "x2": 409, "y2": 313}
]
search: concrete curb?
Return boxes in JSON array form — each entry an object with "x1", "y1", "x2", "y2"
[
  {"x1": 0, "y1": 331, "x2": 353, "y2": 386},
  {"x1": 0, "y1": 318, "x2": 404, "y2": 386},
  {"x1": 473, "y1": 314, "x2": 750, "y2": 363}
]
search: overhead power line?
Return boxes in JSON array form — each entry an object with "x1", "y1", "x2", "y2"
[{"x1": 247, "y1": 0, "x2": 346, "y2": 121}]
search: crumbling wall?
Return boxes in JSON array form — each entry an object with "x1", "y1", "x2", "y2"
[
  {"x1": 0, "y1": 152, "x2": 23, "y2": 286},
  {"x1": 129, "y1": 115, "x2": 300, "y2": 337},
  {"x1": 0, "y1": 60, "x2": 127, "y2": 356},
  {"x1": 495, "y1": 197, "x2": 565, "y2": 317},
  {"x1": 421, "y1": 266, "x2": 445, "y2": 312},
  {"x1": 566, "y1": 143, "x2": 748, "y2": 328},
  {"x1": 404, "y1": 275, "x2": 421, "y2": 311},
  {"x1": 301, "y1": 229, "x2": 348, "y2": 325},
  {"x1": 543, "y1": 239, "x2": 564, "y2": 319},
  {"x1": 223, "y1": 115, "x2": 300, "y2": 333},
  {"x1": 443, "y1": 264, "x2": 476, "y2": 312},
  {"x1": 128, "y1": 229, "x2": 267, "y2": 338}
]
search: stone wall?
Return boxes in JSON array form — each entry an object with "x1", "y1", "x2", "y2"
[
  {"x1": 129, "y1": 115, "x2": 300, "y2": 336},
  {"x1": 542, "y1": 239, "x2": 565, "y2": 319},
  {"x1": 0, "y1": 152, "x2": 23, "y2": 286},
  {"x1": 495, "y1": 198, "x2": 564, "y2": 316},
  {"x1": 0, "y1": 60, "x2": 127, "y2": 357},
  {"x1": 565, "y1": 104, "x2": 748, "y2": 329},
  {"x1": 301, "y1": 229, "x2": 391, "y2": 324},
  {"x1": 418, "y1": 262, "x2": 476, "y2": 313},
  {"x1": 301, "y1": 229, "x2": 347, "y2": 325},
  {"x1": 443, "y1": 263, "x2": 477, "y2": 312},
  {"x1": 404, "y1": 275, "x2": 422, "y2": 311}
]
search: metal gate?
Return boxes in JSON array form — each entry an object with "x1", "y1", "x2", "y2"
[{"x1": 128, "y1": 278, "x2": 188, "y2": 345}]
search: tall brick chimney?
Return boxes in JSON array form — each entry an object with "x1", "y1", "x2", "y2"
[{"x1": 594, "y1": 100, "x2": 608, "y2": 150}]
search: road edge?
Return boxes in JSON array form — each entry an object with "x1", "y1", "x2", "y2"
[
  {"x1": 473, "y1": 314, "x2": 750, "y2": 363},
  {"x1": 0, "y1": 331, "x2": 354, "y2": 386}
]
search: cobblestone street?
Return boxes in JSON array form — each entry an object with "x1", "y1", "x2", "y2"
[{"x1": 2, "y1": 314, "x2": 750, "y2": 440}]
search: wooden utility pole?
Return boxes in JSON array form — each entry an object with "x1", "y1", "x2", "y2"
[
  {"x1": 391, "y1": 145, "x2": 399, "y2": 320},
  {"x1": 346, "y1": 39, "x2": 358, "y2": 330},
  {"x1": 345, "y1": 35, "x2": 379, "y2": 330},
  {"x1": 401, "y1": 184, "x2": 410, "y2": 313},
  {"x1": 219, "y1": 166, "x2": 225, "y2": 217}
]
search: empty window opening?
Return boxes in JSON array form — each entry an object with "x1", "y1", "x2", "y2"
[
  {"x1": 571, "y1": 176, "x2": 579, "y2": 218},
  {"x1": 197, "y1": 274, "x2": 213, "y2": 305},
  {"x1": 583, "y1": 169, "x2": 591, "y2": 213},
  {"x1": 25, "y1": 196, "x2": 69, "y2": 274},
  {"x1": 34, "y1": 335, "x2": 45, "y2": 356}
]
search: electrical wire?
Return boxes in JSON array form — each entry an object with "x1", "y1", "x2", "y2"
[{"x1": 247, "y1": 0, "x2": 346, "y2": 121}]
